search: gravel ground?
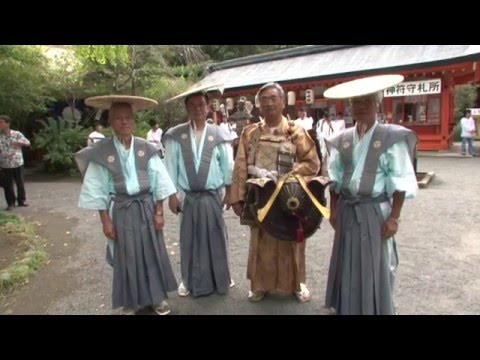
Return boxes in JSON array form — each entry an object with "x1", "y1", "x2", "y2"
[{"x1": 1, "y1": 154, "x2": 479, "y2": 315}]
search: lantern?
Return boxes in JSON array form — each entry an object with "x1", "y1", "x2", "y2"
[
  {"x1": 226, "y1": 98, "x2": 234, "y2": 110},
  {"x1": 245, "y1": 101, "x2": 254, "y2": 114},
  {"x1": 287, "y1": 91, "x2": 296, "y2": 106},
  {"x1": 305, "y1": 89, "x2": 314, "y2": 104},
  {"x1": 255, "y1": 95, "x2": 260, "y2": 108},
  {"x1": 211, "y1": 99, "x2": 220, "y2": 112}
]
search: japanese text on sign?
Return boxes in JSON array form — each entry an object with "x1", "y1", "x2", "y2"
[{"x1": 384, "y1": 79, "x2": 441, "y2": 97}]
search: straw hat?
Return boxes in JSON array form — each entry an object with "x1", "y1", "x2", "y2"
[
  {"x1": 85, "y1": 95, "x2": 158, "y2": 110},
  {"x1": 166, "y1": 83, "x2": 224, "y2": 103},
  {"x1": 323, "y1": 74, "x2": 404, "y2": 99}
]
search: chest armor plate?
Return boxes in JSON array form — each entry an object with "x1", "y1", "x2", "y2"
[{"x1": 254, "y1": 134, "x2": 296, "y2": 175}]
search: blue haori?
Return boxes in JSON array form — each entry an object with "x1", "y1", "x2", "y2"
[
  {"x1": 325, "y1": 192, "x2": 398, "y2": 315},
  {"x1": 180, "y1": 190, "x2": 231, "y2": 297},
  {"x1": 110, "y1": 192, "x2": 177, "y2": 309}
]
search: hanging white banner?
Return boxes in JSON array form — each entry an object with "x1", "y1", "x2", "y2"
[
  {"x1": 469, "y1": 108, "x2": 480, "y2": 116},
  {"x1": 384, "y1": 79, "x2": 441, "y2": 97}
]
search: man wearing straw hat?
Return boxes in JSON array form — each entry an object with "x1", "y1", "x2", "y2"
[
  {"x1": 323, "y1": 75, "x2": 418, "y2": 315},
  {"x1": 75, "y1": 95, "x2": 178, "y2": 315},
  {"x1": 163, "y1": 85, "x2": 234, "y2": 298}
]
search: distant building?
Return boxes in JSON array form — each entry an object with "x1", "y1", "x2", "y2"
[{"x1": 193, "y1": 45, "x2": 480, "y2": 151}]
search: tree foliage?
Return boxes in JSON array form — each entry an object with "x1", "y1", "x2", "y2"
[
  {"x1": 32, "y1": 117, "x2": 88, "y2": 172},
  {"x1": 45, "y1": 47, "x2": 87, "y2": 123},
  {"x1": 0, "y1": 46, "x2": 54, "y2": 128},
  {"x1": 74, "y1": 45, "x2": 187, "y2": 95},
  {"x1": 144, "y1": 76, "x2": 191, "y2": 129},
  {"x1": 455, "y1": 84, "x2": 477, "y2": 122},
  {"x1": 75, "y1": 45, "x2": 130, "y2": 66},
  {"x1": 201, "y1": 45, "x2": 300, "y2": 62},
  {"x1": 73, "y1": 45, "x2": 208, "y2": 130},
  {"x1": 163, "y1": 45, "x2": 208, "y2": 67},
  {"x1": 1, "y1": 44, "x2": 306, "y2": 172}
]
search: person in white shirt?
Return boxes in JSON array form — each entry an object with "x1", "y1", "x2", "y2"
[
  {"x1": 316, "y1": 112, "x2": 334, "y2": 175},
  {"x1": 460, "y1": 109, "x2": 476, "y2": 156},
  {"x1": 87, "y1": 122, "x2": 105, "y2": 147},
  {"x1": 0, "y1": 115, "x2": 31, "y2": 210},
  {"x1": 146, "y1": 119, "x2": 164, "y2": 157},
  {"x1": 294, "y1": 107, "x2": 313, "y2": 130},
  {"x1": 332, "y1": 112, "x2": 346, "y2": 133},
  {"x1": 219, "y1": 116, "x2": 237, "y2": 141}
]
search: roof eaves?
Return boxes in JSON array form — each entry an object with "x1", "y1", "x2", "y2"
[
  {"x1": 221, "y1": 52, "x2": 480, "y2": 93},
  {"x1": 206, "y1": 45, "x2": 364, "y2": 73}
]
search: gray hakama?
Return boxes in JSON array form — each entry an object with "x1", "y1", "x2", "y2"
[
  {"x1": 325, "y1": 124, "x2": 417, "y2": 315},
  {"x1": 111, "y1": 192, "x2": 177, "y2": 309},
  {"x1": 325, "y1": 193, "x2": 398, "y2": 315},
  {"x1": 163, "y1": 123, "x2": 233, "y2": 297},
  {"x1": 75, "y1": 137, "x2": 178, "y2": 310},
  {"x1": 180, "y1": 190, "x2": 230, "y2": 297}
]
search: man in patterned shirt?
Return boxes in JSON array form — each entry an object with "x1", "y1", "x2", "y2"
[{"x1": 0, "y1": 115, "x2": 31, "y2": 210}]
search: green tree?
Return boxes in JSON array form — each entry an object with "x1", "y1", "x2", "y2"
[
  {"x1": 144, "y1": 76, "x2": 191, "y2": 128},
  {"x1": 450, "y1": 84, "x2": 476, "y2": 141},
  {"x1": 45, "y1": 47, "x2": 87, "y2": 125},
  {"x1": 74, "y1": 45, "x2": 204, "y2": 129},
  {"x1": 162, "y1": 45, "x2": 208, "y2": 67},
  {"x1": 201, "y1": 45, "x2": 301, "y2": 62},
  {"x1": 75, "y1": 45, "x2": 172, "y2": 95},
  {"x1": 455, "y1": 84, "x2": 477, "y2": 122},
  {"x1": 0, "y1": 46, "x2": 54, "y2": 129},
  {"x1": 32, "y1": 117, "x2": 88, "y2": 173}
]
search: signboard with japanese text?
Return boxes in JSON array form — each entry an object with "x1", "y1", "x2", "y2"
[
  {"x1": 468, "y1": 108, "x2": 480, "y2": 140},
  {"x1": 384, "y1": 79, "x2": 441, "y2": 97}
]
